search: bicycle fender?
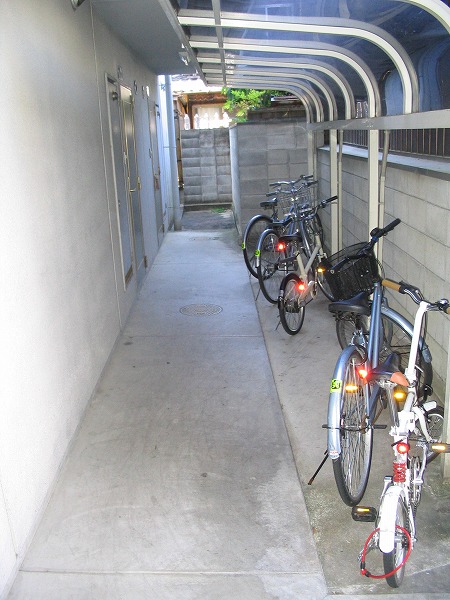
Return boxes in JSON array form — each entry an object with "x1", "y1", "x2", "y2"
[
  {"x1": 327, "y1": 345, "x2": 363, "y2": 459},
  {"x1": 378, "y1": 484, "x2": 406, "y2": 553}
]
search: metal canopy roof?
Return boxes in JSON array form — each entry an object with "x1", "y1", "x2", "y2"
[{"x1": 90, "y1": 0, "x2": 450, "y2": 127}]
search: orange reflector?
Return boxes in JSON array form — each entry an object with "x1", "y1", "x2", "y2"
[
  {"x1": 430, "y1": 442, "x2": 450, "y2": 453},
  {"x1": 396, "y1": 441, "x2": 410, "y2": 454},
  {"x1": 317, "y1": 266, "x2": 325, "y2": 273},
  {"x1": 345, "y1": 383, "x2": 359, "y2": 393},
  {"x1": 393, "y1": 387, "x2": 407, "y2": 402}
]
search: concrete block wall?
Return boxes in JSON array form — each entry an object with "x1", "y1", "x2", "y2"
[
  {"x1": 229, "y1": 120, "x2": 310, "y2": 235},
  {"x1": 318, "y1": 148, "x2": 450, "y2": 401},
  {"x1": 180, "y1": 128, "x2": 232, "y2": 207}
]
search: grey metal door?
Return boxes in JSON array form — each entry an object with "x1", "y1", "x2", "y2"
[
  {"x1": 121, "y1": 85, "x2": 146, "y2": 286},
  {"x1": 106, "y1": 76, "x2": 133, "y2": 287}
]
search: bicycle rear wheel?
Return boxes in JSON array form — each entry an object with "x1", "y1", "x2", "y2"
[
  {"x1": 257, "y1": 229, "x2": 290, "y2": 304},
  {"x1": 278, "y1": 273, "x2": 306, "y2": 335},
  {"x1": 335, "y1": 311, "x2": 433, "y2": 397},
  {"x1": 332, "y1": 348, "x2": 373, "y2": 506},
  {"x1": 383, "y1": 495, "x2": 410, "y2": 588},
  {"x1": 242, "y1": 214, "x2": 271, "y2": 278},
  {"x1": 413, "y1": 404, "x2": 444, "y2": 463}
]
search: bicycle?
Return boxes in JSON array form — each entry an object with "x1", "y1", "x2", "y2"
[
  {"x1": 325, "y1": 219, "x2": 436, "y2": 506},
  {"x1": 242, "y1": 176, "x2": 318, "y2": 278},
  {"x1": 350, "y1": 280, "x2": 449, "y2": 588},
  {"x1": 276, "y1": 196, "x2": 337, "y2": 334},
  {"x1": 256, "y1": 195, "x2": 336, "y2": 308}
]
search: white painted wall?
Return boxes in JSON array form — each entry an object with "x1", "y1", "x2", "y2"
[{"x1": 0, "y1": 2, "x2": 171, "y2": 596}]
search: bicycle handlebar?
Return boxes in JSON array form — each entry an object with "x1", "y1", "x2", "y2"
[
  {"x1": 382, "y1": 278, "x2": 450, "y2": 313},
  {"x1": 369, "y1": 218, "x2": 401, "y2": 242}
]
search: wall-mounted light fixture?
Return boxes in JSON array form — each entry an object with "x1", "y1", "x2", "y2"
[
  {"x1": 71, "y1": 0, "x2": 87, "y2": 8},
  {"x1": 179, "y1": 51, "x2": 190, "y2": 66}
]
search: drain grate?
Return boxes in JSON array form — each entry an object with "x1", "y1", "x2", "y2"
[{"x1": 179, "y1": 304, "x2": 223, "y2": 316}]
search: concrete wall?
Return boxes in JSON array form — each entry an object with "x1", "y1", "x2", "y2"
[
  {"x1": 180, "y1": 128, "x2": 232, "y2": 208},
  {"x1": 229, "y1": 120, "x2": 310, "y2": 235},
  {"x1": 0, "y1": 2, "x2": 175, "y2": 596},
  {"x1": 318, "y1": 148, "x2": 450, "y2": 402}
]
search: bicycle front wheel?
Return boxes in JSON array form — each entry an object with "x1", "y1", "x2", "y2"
[
  {"x1": 314, "y1": 255, "x2": 335, "y2": 300},
  {"x1": 278, "y1": 273, "x2": 306, "y2": 335},
  {"x1": 242, "y1": 214, "x2": 271, "y2": 278},
  {"x1": 332, "y1": 348, "x2": 373, "y2": 506},
  {"x1": 383, "y1": 494, "x2": 410, "y2": 588},
  {"x1": 257, "y1": 229, "x2": 289, "y2": 304}
]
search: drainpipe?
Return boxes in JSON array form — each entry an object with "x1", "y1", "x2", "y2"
[
  {"x1": 164, "y1": 75, "x2": 182, "y2": 231},
  {"x1": 329, "y1": 128, "x2": 339, "y2": 253},
  {"x1": 377, "y1": 130, "x2": 390, "y2": 261},
  {"x1": 368, "y1": 130, "x2": 380, "y2": 258}
]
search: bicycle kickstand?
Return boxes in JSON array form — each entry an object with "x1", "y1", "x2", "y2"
[{"x1": 308, "y1": 450, "x2": 329, "y2": 485}]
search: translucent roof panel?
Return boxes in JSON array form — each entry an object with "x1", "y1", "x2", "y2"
[{"x1": 175, "y1": 0, "x2": 450, "y2": 121}]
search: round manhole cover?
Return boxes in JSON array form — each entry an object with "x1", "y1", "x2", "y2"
[{"x1": 179, "y1": 304, "x2": 223, "y2": 316}]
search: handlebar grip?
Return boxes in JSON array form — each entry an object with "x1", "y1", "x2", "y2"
[
  {"x1": 322, "y1": 195, "x2": 338, "y2": 205},
  {"x1": 382, "y1": 279, "x2": 401, "y2": 292},
  {"x1": 445, "y1": 306, "x2": 450, "y2": 315},
  {"x1": 380, "y1": 219, "x2": 401, "y2": 235}
]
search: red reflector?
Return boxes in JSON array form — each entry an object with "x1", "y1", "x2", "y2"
[
  {"x1": 396, "y1": 441, "x2": 410, "y2": 455},
  {"x1": 298, "y1": 280, "x2": 306, "y2": 291},
  {"x1": 277, "y1": 242, "x2": 286, "y2": 252},
  {"x1": 358, "y1": 368, "x2": 368, "y2": 379}
]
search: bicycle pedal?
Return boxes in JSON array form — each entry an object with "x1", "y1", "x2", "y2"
[{"x1": 351, "y1": 506, "x2": 378, "y2": 523}]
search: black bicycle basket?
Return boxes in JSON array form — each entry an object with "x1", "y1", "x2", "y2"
[{"x1": 320, "y1": 242, "x2": 379, "y2": 300}]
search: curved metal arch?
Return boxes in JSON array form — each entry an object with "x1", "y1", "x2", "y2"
[
  {"x1": 178, "y1": 11, "x2": 419, "y2": 113},
  {"x1": 199, "y1": 55, "x2": 355, "y2": 119},
  {"x1": 190, "y1": 36, "x2": 381, "y2": 118},
  {"x1": 392, "y1": 0, "x2": 450, "y2": 35},
  {"x1": 226, "y1": 76, "x2": 325, "y2": 122},
  {"x1": 221, "y1": 69, "x2": 338, "y2": 121}
]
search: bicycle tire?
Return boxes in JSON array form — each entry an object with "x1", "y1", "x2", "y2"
[
  {"x1": 335, "y1": 311, "x2": 433, "y2": 397},
  {"x1": 313, "y1": 255, "x2": 335, "y2": 300},
  {"x1": 257, "y1": 229, "x2": 290, "y2": 304},
  {"x1": 332, "y1": 347, "x2": 373, "y2": 506},
  {"x1": 413, "y1": 404, "x2": 445, "y2": 463},
  {"x1": 383, "y1": 494, "x2": 409, "y2": 588},
  {"x1": 242, "y1": 214, "x2": 272, "y2": 278},
  {"x1": 278, "y1": 273, "x2": 306, "y2": 335}
]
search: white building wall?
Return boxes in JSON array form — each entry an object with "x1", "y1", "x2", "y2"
[{"x1": 0, "y1": 2, "x2": 170, "y2": 596}]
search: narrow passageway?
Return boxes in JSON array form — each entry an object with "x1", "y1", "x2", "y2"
[{"x1": 8, "y1": 217, "x2": 326, "y2": 599}]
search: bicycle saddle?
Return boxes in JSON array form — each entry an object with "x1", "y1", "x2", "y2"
[
  {"x1": 260, "y1": 198, "x2": 277, "y2": 209},
  {"x1": 366, "y1": 352, "x2": 408, "y2": 386},
  {"x1": 328, "y1": 291, "x2": 371, "y2": 316}
]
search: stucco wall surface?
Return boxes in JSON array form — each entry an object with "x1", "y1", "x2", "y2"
[{"x1": 0, "y1": 2, "x2": 167, "y2": 596}]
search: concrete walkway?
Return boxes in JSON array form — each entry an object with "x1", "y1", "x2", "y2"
[
  {"x1": 7, "y1": 217, "x2": 450, "y2": 599},
  {"x1": 8, "y1": 227, "x2": 325, "y2": 599}
]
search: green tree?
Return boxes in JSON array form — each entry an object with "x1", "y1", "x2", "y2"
[{"x1": 222, "y1": 88, "x2": 284, "y2": 122}]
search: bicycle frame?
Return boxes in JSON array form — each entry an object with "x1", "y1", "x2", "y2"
[
  {"x1": 327, "y1": 282, "x2": 432, "y2": 459},
  {"x1": 377, "y1": 300, "x2": 438, "y2": 554},
  {"x1": 354, "y1": 291, "x2": 450, "y2": 586}
]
